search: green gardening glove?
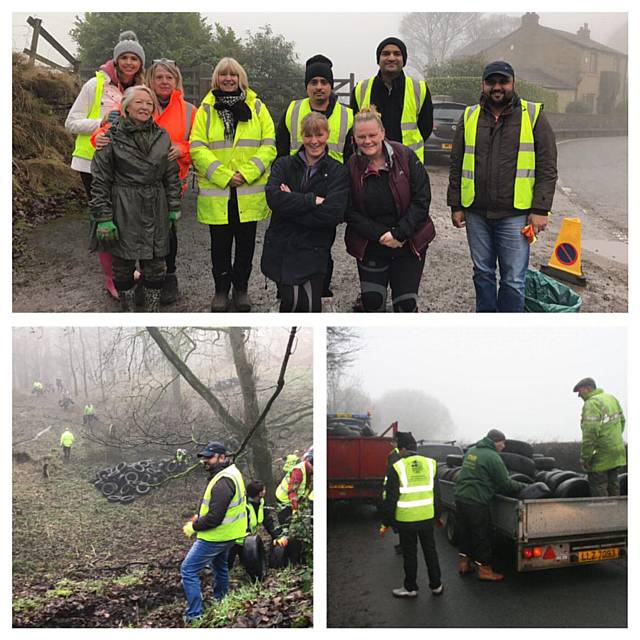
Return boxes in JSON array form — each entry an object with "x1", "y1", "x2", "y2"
[
  {"x1": 96, "y1": 220, "x2": 119, "y2": 243},
  {"x1": 169, "y1": 210, "x2": 181, "y2": 221}
]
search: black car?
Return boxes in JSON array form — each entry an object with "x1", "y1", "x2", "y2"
[{"x1": 425, "y1": 101, "x2": 466, "y2": 158}]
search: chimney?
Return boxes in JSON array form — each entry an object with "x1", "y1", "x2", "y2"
[
  {"x1": 577, "y1": 23, "x2": 591, "y2": 41},
  {"x1": 521, "y1": 12, "x2": 540, "y2": 28}
]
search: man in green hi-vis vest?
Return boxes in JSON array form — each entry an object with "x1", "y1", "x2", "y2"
[
  {"x1": 180, "y1": 441, "x2": 247, "y2": 623},
  {"x1": 448, "y1": 60, "x2": 558, "y2": 313},
  {"x1": 380, "y1": 432, "x2": 443, "y2": 598}
]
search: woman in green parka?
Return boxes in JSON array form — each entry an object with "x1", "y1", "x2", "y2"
[{"x1": 89, "y1": 85, "x2": 182, "y2": 312}]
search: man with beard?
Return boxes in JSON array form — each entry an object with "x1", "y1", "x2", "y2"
[
  {"x1": 180, "y1": 442, "x2": 247, "y2": 624},
  {"x1": 447, "y1": 61, "x2": 558, "y2": 312}
]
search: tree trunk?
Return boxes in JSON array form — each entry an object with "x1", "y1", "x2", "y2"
[
  {"x1": 78, "y1": 327, "x2": 89, "y2": 400},
  {"x1": 66, "y1": 329, "x2": 78, "y2": 397}
]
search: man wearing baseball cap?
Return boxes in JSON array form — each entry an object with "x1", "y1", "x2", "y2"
[
  {"x1": 180, "y1": 442, "x2": 247, "y2": 623},
  {"x1": 453, "y1": 429, "x2": 527, "y2": 581},
  {"x1": 448, "y1": 60, "x2": 558, "y2": 312},
  {"x1": 573, "y1": 378, "x2": 626, "y2": 496},
  {"x1": 351, "y1": 37, "x2": 433, "y2": 163}
]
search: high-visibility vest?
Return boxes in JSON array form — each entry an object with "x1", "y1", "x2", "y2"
[
  {"x1": 84, "y1": 404, "x2": 95, "y2": 415},
  {"x1": 72, "y1": 71, "x2": 105, "y2": 161},
  {"x1": 235, "y1": 497, "x2": 265, "y2": 544},
  {"x1": 283, "y1": 454, "x2": 299, "y2": 473},
  {"x1": 189, "y1": 88, "x2": 276, "y2": 225},
  {"x1": 197, "y1": 464, "x2": 247, "y2": 542},
  {"x1": 60, "y1": 431, "x2": 74, "y2": 447},
  {"x1": 275, "y1": 461, "x2": 308, "y2": 505},
  {"x1": 284, "y1": 98, "x2": 353, "y2": 163},
  {"x1": 461, "y1": 98, "x2": 541, "y2": 210},
  {"x1": 354, "y1": 75, "x2": 427, "y2": 162},
  {"x1": 392, "y1": 455, "x2": 436, "y2": 523}
]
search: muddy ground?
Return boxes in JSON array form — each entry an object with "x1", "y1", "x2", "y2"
[
  {"x1": 12, "y1": 160, "x2": 627, "y2": 313},
  {"x1": 12, "y1": 392, "x2": 312, "y2": 628}
]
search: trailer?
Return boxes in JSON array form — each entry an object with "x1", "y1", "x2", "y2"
[{"x1": 439, "y1": 478, "x2": 627, "y2": 571}]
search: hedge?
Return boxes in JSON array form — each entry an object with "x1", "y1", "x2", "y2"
[{"x1": 427, "y1": 76, "x2": 559, "y2": 112}]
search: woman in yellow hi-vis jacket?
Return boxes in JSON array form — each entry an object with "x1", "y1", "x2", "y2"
[{"x1": 190, "y1": 58, "x2": 276, "y2": 312}]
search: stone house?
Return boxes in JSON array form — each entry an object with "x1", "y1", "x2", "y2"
[{"x1": 453, "y1": 13, "x2": 627, "y2": 113}]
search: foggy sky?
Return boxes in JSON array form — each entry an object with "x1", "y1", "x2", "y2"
[
  {"x1": 12, "y1": 11, "x2": 627, "y2": 81},
  {"x1": 348, "y1": 326, "x2": 627, "y2": 444}
]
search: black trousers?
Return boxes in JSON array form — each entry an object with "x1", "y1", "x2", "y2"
[
  {"x1": 588, "y1": 467, "x2": 620, "y2": 497},
  {"x1": 209, "y1": 190, "x2": 257, "y2": 291},
  {"x1": 62, "y1": 446, "x2": 71, "y2": 462},
  {"x1": 112, "y1": 256, "x2": 166, "y2": 290},
  {"x1": 279, "y1": 274, "x2": 324, "y2": 312},
  {"x1": 357, "y1": 245, "x2": 426, "y2": 312},
  {"x1": 455, "y1": 500, "x2": 493, "y2": 566},
  {"x1": 398, "y1": 521, "x2": 442, "y2": 591}
]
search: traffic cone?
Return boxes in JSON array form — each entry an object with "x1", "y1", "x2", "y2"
[{"x1": 540, "y1": 217, "x2": 587, "y2": 286}]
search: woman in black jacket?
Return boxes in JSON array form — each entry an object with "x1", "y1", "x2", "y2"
[{"x1": 262, "y1": 112, "x2": 349, "y2": 312}]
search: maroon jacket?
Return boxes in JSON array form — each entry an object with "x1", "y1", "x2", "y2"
[{"x1": 345, "y1": 140, "x2": 435, "y2": 261}]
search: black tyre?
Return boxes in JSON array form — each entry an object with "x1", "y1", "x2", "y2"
[
  {"x1": 165, "y1": 461, "x2": 178, "y2": 474},
  {"x1": 101, "y1": 482, "x2": 119, "y2": 496},
  {"x1": 619, "y1": 473, "x2": 628, "y2": 496},
  {"x1": 115, "y1": 462, "x2": 126, "y2": 472},
  {"x1": 445, "y1": 512, "x2": 458, "y2": 546},
  {"x1": 106, "y1": 495, "x2": 122, "y2": 503},
  {"x1": 532, "y1": 453, "x2": 544, "y2": 458},
  {"x1": 140, "y1": 472, "x2": 151, "y2": 483},
  {"x1": 503, "y1": 439, "x2": 534, "y2": 458},
  {"x1": 509, "y1": 472, "x2": 533, "y2": 484},
  {"x1": 534, "y1": 456, "x2": 556, "y2": 471},
  {"x1": 554, "y1": 477, "x2": 590, "y2": 498},
  {"x1": 499, "y1": 452, "x2": 536, "y2": 478},
  {"x1": 442, "y1": 467, "x2": 456, "y2": 481},
  {"x1": 450, "y1": 468, "x2": 462, "y2": 482},
  {"x1": 547, "y1": 471, "x2": 580, "y2": 494},
  {"x1": 518, "y1": 482, "x2": 552, "y2": 500},
  {"x1": 135, "y1": 482, "x2": 151, "y2": 495},
  {"x1": 125, "y1": 471, "x2": 139, "y2": 483},
  {"x1": 269, "y1": 544, "x2": 289, "y2": 569},
  {"x1": 436, "y1": 462, "x2": 448, "y2": 478},
  {"x1": 242, "y1": 535, "x2": 268, "y2": 581},
  {"x1": 121, "y1": 483, "x2": 136, "y2": 496},
  {"x1": 98, "y1": 469, "x2": 111, "y2": 480},
  {"x1": 445, "y1": 454, "x2": 464, "y2": 468},
  {"x1": 133, "y1": 463, "x2": 146, "y2": 472},
  {"x1": 120, "y1": 495, "x2": 136, "y2": 504}
]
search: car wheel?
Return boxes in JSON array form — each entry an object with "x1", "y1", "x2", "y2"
[
  {"x1": 619, "y1": 473, "x2": 628, "y2": 496},
  {"x1": 445, "y1": 512, "x2": 458, "y2": 546}
]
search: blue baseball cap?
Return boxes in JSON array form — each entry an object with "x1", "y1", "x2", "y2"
[
  {"x1": 197, "y1": 441, "x2": 227, "y2": 457},
  {"x1": 482, "y1": 61, "x2": 515, "y2": 81}
]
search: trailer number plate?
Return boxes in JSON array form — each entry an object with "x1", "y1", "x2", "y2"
[{"x1": 578, "y1": 548, "x2": 620, "y2": 562}]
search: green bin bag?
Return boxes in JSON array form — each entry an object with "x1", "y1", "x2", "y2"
[{"x1": 524, "y1": 268, "x2": 582, "y2": 312}]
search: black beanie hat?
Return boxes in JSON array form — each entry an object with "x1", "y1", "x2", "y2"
[
  {"x1": 376, "y1": 37, "x2": 407, "y2": 66},
  {"x1": 305, "y1": 54, "x2": 334, "y2": 87},
  {"x1": 396, "y1": 431, "x2": 417, "y2": 450}
]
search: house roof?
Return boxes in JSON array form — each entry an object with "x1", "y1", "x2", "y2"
[
  {"x1": 541, "y1": 25, "x2": 626, "y2": 57},
  {"x1": 516, "y1": 68, "x2": 575, "y2": 91},
  {"x1": 453, "y1": 37, "x2": 500, "y2": 58}
]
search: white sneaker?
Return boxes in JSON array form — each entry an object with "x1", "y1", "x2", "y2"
[
  {"x1": 431, "y1": 584, "x2": 444, "y2": 595},
  {"x1": 392, "y1": 587, "x2": 418, "y2": 598}
]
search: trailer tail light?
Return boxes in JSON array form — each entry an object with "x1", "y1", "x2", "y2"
[
  {"x1": 522, "y1": 548, "x2": 533, "y2": 559},
  {"x1": 532, "y1": 546, "x2": 543, "y2": 558},
  {"x1": 543, "y1": 546, "x2": 556, "y2": 560}
]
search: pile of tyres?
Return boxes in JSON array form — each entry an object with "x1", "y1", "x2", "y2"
[
  {"x1": 438, "y1": 439, "x2": 628, "y2": 499},
  {"x1": 90, "y1": 457, "x2": 188, "y2": 504}
]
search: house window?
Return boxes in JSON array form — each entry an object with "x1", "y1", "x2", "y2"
[{"x1": 588, "y1": 52, "x2": 598, "y2": 73}]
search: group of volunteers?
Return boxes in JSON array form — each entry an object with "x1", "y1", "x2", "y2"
[
  {"x1": 180, "y1": 441, "x2": 313, "y2": 624},
  {"x1": 66, "y1": 30, "x2": 557, "y2": 313},
  {"x1": 379, "y1": 378, "x2": 626, "y2": 596}
]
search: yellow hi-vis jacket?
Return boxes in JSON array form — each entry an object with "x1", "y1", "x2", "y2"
[
  {"x1": 275, "y1": 461, "x2": 308, "y2": 505},
  {"x1": 461, "y1": 99, "x2": 541, "y2": 210},
  {"x1": 354, "y1": 75, "x2": 427, "y2": 162},
  {"x1": 284, "y1": 98, "x2": 353, "y2": 163},
  {"x1": 72, "y1": 71, "x2": 105, "y2": 161},
  {"x1": 197, "y1": 464, "x2": 247, "y2": 542},
  {"x1": 189, "y1": 88, "x2": 276, "y2": 225},
  {"x1": 392, "y1": 455, "x2": 436, "y2": 523},
  {"x1": 60, "y1": 430, "x2": 74, "y2": 447}
]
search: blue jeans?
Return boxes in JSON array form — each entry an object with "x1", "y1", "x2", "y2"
[
  {"x1": 465, "y1": 212, "x2": 530, "y2": 312},
  {"x1": 180, "y1": 538, "x2": 234, "y2": 620}
]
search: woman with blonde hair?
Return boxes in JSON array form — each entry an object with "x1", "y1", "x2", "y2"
[
  {"x1": 65, "y1": 30, "x2": 146, "y2": 300},
  {"x1": 345, "y1": 106, "x2": 435, "y2": 312},
  {"x1": 263, "y1": 112, "x2": 348, "y2": 312},
  {"x1": 190, "y1": 57, "x2": 276, "y2": 312},
  {"x1": 89, "y1": 85, "x2": 182, "y2": 312}
]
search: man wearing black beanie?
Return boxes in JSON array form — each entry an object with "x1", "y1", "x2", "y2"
[
  {"x1": 276, "y1": 53, "x2": 354, "y2": 297},
  {"x1": 351, "y1": 36, "x2": 433, "y2": 163}
]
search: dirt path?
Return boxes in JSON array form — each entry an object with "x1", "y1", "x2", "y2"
[{"x1": 12, "y1": 163, "x2": 627, "y2": 313}]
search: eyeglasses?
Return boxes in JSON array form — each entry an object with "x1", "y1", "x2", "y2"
[
  {"x1": 153, "y1": 58, "x2": 176, "y2": 65},
  {"x1": 484, "y1": 76, "x2": 512, "y2": 86}
]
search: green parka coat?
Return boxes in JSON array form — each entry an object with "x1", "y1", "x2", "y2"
[
  {"x1": 454, "y1": 437, "x2": 526, "y2": 505},
  {"x1": 89, "y1": 116, "x2": 181, "y2": 260},
  {"x1": 580, "y1": 388, "x2": 626, "y2": 472}
]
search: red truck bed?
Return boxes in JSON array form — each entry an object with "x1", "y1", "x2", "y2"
[{"x1": 328, "y1": 436, "x2": 394, "y2": 501}]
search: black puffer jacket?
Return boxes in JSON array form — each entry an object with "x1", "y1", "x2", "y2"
[
  {"x1": 447, "y1": 93, "x2": 557, "y2": 217},
  {"x1": 262, "y1": 150, "x2": 349, "y2": 285},
  {"x1": 89, "y1": 116, "x2": 181, "y2": 259}
]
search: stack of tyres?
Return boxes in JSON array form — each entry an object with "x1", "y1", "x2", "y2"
[{"x1": 90, "y1": 457, "x2": 189, "y2": 505}]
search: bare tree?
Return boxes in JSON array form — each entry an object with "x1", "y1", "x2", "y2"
[{"x1": 327, "y1": 327, "x2": 362, "y2": 408}]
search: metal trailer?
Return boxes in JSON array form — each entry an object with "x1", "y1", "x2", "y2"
[{"x1": 439, "y1": 478, "x2": 627, "y2": 571}]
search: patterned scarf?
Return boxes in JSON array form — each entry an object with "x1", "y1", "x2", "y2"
[{"x1": 213, "y1": 89, "x2": 250, "y2": 141}]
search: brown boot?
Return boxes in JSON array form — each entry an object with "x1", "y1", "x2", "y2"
[
  {"x1": 477, "y1": 564, "x2": 504, "y2": 581},
  {"x1": 458, "y1": 555, "x2": 474, "y2": 575}
]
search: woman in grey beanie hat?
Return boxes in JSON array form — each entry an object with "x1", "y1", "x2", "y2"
[{"x1": 113, "y1": 30, "x2": 146, "y2": 70}]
